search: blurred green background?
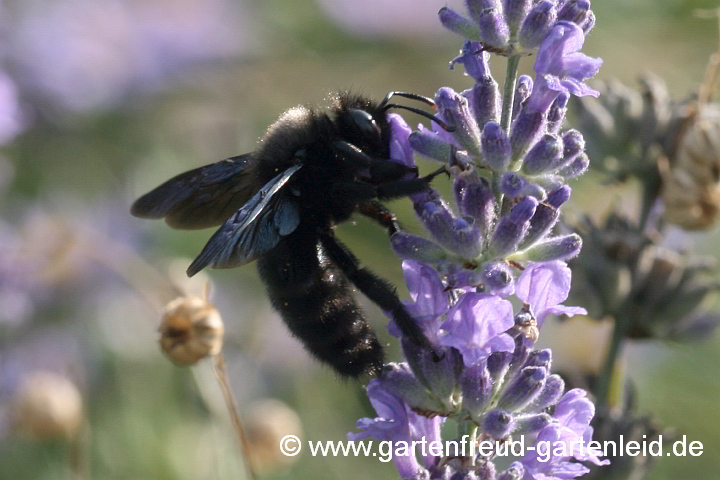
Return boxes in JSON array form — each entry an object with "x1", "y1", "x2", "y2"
[{"x1": 1, "y1": 0, "x2": 719, "y2": 479}]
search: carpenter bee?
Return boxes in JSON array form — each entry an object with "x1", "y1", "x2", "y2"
[{"x1": 131, "y1": 91, "x2": 453, "y2": 377}]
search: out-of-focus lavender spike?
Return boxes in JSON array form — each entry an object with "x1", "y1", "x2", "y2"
[
  {"x1": 546, "y1": 92, "x2": 570, "y2": 134},
  {"x1": 439, "y1": 6, "x2": 484, "y2": 41},
  {"x1": 518, "y1": 0, "x2": 556, "y2": 49},
  {"x1": 521, "y1": 134, "x2": 564, "y2": 175},
  {"x1": 512, "y1": 75, "x2": 533, "y2": 121},
  {"x1": 482, "y1": 122, "x2": 512, "y2": 171},
  {"x1": 488, "y1": 197, "x2": 538, "y2": 257},
  {"x1": 436, "y1": 87, "x2": 482, "y2": 155},
  {"x1": 558, "y1": 152, "x2": 590, "y2": 178}
]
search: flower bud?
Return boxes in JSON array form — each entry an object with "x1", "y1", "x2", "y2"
[
  {"x1": 512, "y1": 76, "x2": 533, "y2": 121},
  {"x1": 547, "y1": 93, "x2": 570, "y2": 134},
  {"x1": 436, "y1": 87, "x2": 482, "y2": 155},
  {"x1": 513, "y1": 413, "x2": 552, "y2": 434},
  {"x1": 497, "y1": 366, "x2": 547, "y2": 411},
  {"x1": 439, "y1": 7, "x2": 484, "y2": 41},
  {"x1": 379, "y1": 363, "x2": 447, "y2": 412},
  {"x1": 521, "y1": 134, "x2": 564, "y2": 175},
  {"x1": 498, "y1": 463, "x2": 525, "y2": 480},
  {"x1": 465, "y1": 0, "x2": 510, "y2": 48},
  {"x1": 11, "y1": 371, "x2": 84, "y2": 440},
  {"x1": 558, "y1": 152, "x2": 590, "y2": 179},
  {"x1": 502, "y1": 172, "x2": 547, "y2": 200},
  {"x1": 159, "y1": 296, "x2": 224, "y2": 365},
  {"x1": 511, "y1": 108, "x2": 547, "y2": 162},
  {"x1": 488, "y1": 197, "x2": 538, "y2": 258},
  {"x1": 519, "y1": 202, "x2": 558, "y2": 249},
  {"x1": 460, "y1": 363, "x2": 492, "y2": 416},
  {"x1": 403, "y1": 340, "x2": 464, "y2": 404},
  {"x1": 391, "y1": 232, "x2": 448, "y2": 262},
  {"x1": 517, "y1": 233, "x2": 583, "y2": 262},
  {"x1": 523, "y1": 374, "x2": 565, "y2": 412},
  {"x1": 482, "y1": 122, "x2": 512, "y2": 171},
  {"x1": 558, "y1": 0, "x2": 590, "y2": 25},
  {"x1": 484, "y1": 409, "x2": 515, "y2": 439},
  {"x1": 518, "y1": 1, "x2": 556, "y2": 49},
  {"x1": 409, "y1": 130, "x2": 455, "y2": 163},
  {"x1": 504, "y1": 0, "x2": 532, "y2": 34},
  {"x1": 455, "y1": 173, "x2": 497, "y2": 234}
]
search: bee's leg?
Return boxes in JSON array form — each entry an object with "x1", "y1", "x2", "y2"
[
  {"x1": 375, "y1": 166, "x2": 449, "y2": 200},
  {"x1": 358, "y1": 200, "x2": 402, "y2": 237},
  {"x1": 332, "y1": 140, "x2": 418, "y2": 182},
  {"x1": 318, "y1": 231, "x2": 435, "y2": 353}
]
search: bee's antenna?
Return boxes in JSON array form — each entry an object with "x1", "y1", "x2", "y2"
[
  {"x1": 380, "y1": 91, "x2": 436, "y2": 109},
  {"x1": 383, "y1": 103, "x2": 456, "y2": 132}
]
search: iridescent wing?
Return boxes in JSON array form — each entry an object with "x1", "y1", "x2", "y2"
[
  {"x1": 131, "y1": 154, "x2": 259, "y2": 230},
  {"x1": 186, "y1": 164, "x2": 302, "y2": 276}
]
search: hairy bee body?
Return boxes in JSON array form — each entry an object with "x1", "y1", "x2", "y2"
[{"x1": 132, "y1": 92, "x2": 446, "y2": 377}]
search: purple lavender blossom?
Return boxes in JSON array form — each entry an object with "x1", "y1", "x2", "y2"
[
  {"x1": 438, "y1": 292, "x2": 515, "y2": 366},
  {"x1": 515, "y1": 261, "x2": 586, "y2": 326},
  {"x1": 534, "y1": 21, "x2": 603, "y2": 99},
  {"x1": 351, "y1": 379, "x2": 444, "y2": 480}
]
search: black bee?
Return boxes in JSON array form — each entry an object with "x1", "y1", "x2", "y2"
[{"x1": 131, "y1": 91, "x2": 453, "y2": 377}]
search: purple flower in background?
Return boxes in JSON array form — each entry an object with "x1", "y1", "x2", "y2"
[
  {"x1": 0, "y1": 72, "x2": 25, "y2": 144},
  {"x1": 534, "y1": 21, "x2": 603, "y2": 98},
  {"x1": 516, "y1": 261, "x2": 586, "y2": 326},
  {"x1": 7, "y1": 0, "x2": 251, "y2": 112}
]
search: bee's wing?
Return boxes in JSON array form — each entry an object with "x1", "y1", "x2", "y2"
[
  {"x1": 186, "y1": 164, "x2": 302, "y2": 276},
  {"x1": 131, "y1": 154, "x2": 260, "y2": 230}
]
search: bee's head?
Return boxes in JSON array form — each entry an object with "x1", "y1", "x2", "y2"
[{"x1": 332, "y1": 93, "x2": 390, "y2": 157}]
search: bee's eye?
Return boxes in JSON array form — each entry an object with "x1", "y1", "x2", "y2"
[{"x1": 349, "y1": 109, "x2": 382, "y2": 143}]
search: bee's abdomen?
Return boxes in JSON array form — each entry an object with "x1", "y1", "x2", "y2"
[{"x1": 256, "y1": 233, "x2": 383, "y2": 377}]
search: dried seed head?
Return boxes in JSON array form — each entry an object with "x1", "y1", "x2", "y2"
[
  {"x1": 159, "y1": 296, "x2": 224, "y2": 365},
  {"x1": 10, "y1": 371, "x2": 84, "y2": 440},
  {"x1": 662, "y1": 104, "x2": 720, "y2": 230},
  {"x1": 245, "y1": 399, "x2": 304, "y2": 475}
]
